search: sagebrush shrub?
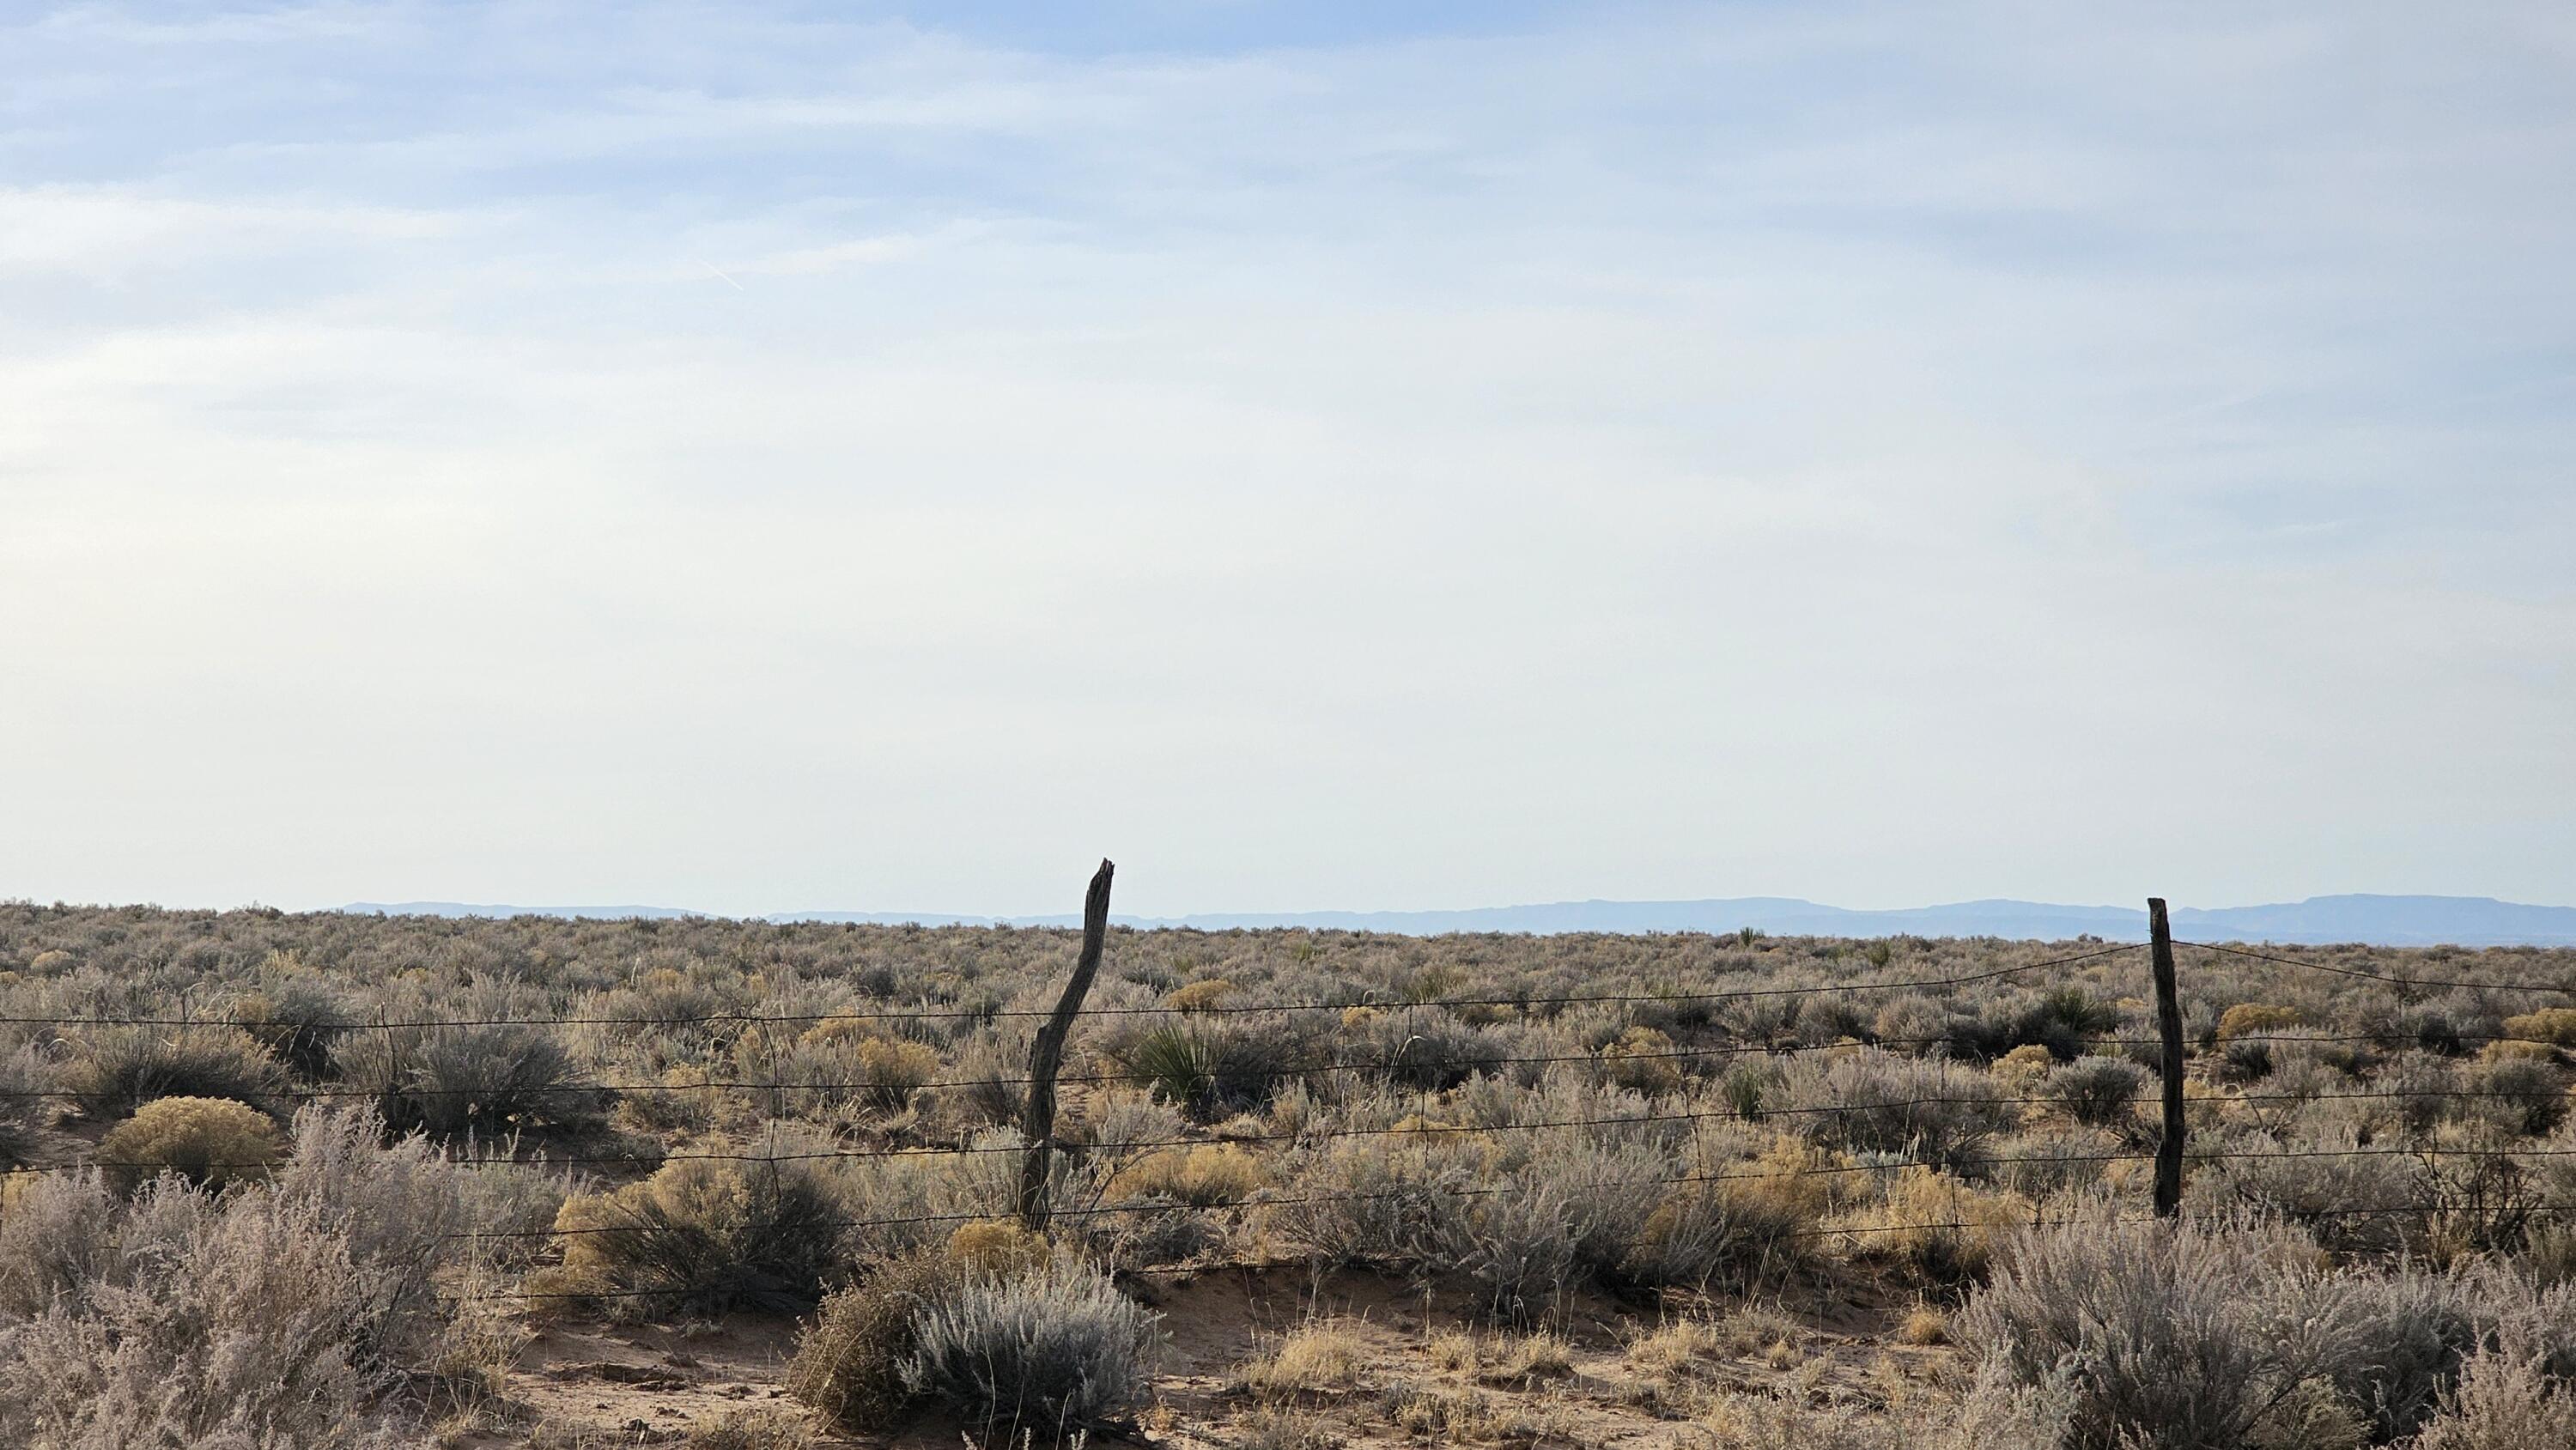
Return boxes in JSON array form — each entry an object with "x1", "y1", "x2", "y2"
[
  {"x1": 0, "y1": 1170, "x2": 116, "y2": 1319},
  {"x1": 1266, "y1": 1134, "x2": 1486, "y2": 1271},
  {"x1": 1963, "y1": 1216, "x2": 2364, "y2": 1450},
  {"x1": 2327, "y1": 1265, "x2": 2489, "y2": 1441},
  {"x1": 554, "y1": 1151, "x2": 847, "y2": 1312},
  {"x1": 0, "y1": 1178, "x2": 412, "y2": 1447},
  {"x1": 1373, "y1": 1011, "x2": 1510, "y2": 1091},
  {"x1": 937, "y1": 1029, "x2": 1029, "y2": 1128},
  {"x1": 2184, "y1": 1127, "x2": 2423, "y2": 1256},
  {"x1": 787, "y1": 1221, "x2": 1044, "y2": 1431},
  {"x1": 234, "y1": 973, "x2": 349, "y2": 1079},
  {"x1": 1620, "y1": 1176, "x2": 1811, "y2": 1291},
  {"x1": 335, "y1": 1024, "x2": 602, "y2": 1142},
  {"x1": 275, "y1": 1103, "x2": 574, "y2": 1342},
  {"x1": 900, "y1": 1259, "x2": 1161, "y2": 1438},
  {"x1": 97, "y1": 1095, "x2": 282, "y2": 1192},
  {"x1": 2410, "y1": 1327, "x2": 2576, "y2": 1449},
  {"x1": 2046, "y1": 1056, "x2": 2146, "y2": 1129},
  {"x1": 62, "y1": 1024, "x2": 283, "y2": 1118},
  {"x1": 0, "y1": 1043, "x2": 55, "y2": 1168},
  {"x1": 2462, "y1": 1053, "x2": 2567, "y2": 1137},
  {"x1": 1780, "y1": 1049, "x2": 2012, "y2": 1167}
]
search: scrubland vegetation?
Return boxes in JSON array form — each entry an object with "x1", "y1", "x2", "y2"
[{"x1": 4, "y1": 901, "x2": 2576, "y2": 1447}]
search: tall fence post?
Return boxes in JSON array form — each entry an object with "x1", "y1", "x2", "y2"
[
  {"x1": 1019, "y1": 858, "x2": 1115, "y2": 1232},
  {"x1": 2148, "y1": 896, "x2": 2185, "y2": 1218}
]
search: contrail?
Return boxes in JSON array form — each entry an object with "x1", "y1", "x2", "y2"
[{"x1": 699, "y1": 260, "x2": 745, "y2": 291}]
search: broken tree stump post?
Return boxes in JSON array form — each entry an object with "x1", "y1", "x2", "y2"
[
  {"x1": 1019, "y1": 858, "x2": 1115, "y2": 1232},
  {"x1": 2149, "y1": 896, "x2": 2186, "y2": 1218}
]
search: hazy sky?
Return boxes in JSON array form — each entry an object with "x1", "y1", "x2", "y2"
[{"x1": 4, "y1": 2, "x2": 2572, "y2": 918}]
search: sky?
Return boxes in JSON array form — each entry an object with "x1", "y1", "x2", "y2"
[{"x1": 3, "y1": 1, "x2": 2572, "y2": 919}]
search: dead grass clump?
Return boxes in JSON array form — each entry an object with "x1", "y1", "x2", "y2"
[
  {"x1": 1388, "y1": 1384, "x2": 1572, "y2": 1443},
  {"x1": 97, "y1": 1095, "x2": 281, "y2": 1192},
  {"x1": 1237, "y1": 1405, "x2": 1342, "y2": 1450},
  {"x1": 857, "y1": 1036, "x2": 942, "y2": 1111},
  {"x1": 2216, "y1": 1003, "x2": 2306, "y2": 1040},
  {"x1": 1480, "y1": 1331, "x2": 1574, "y2": 1384},
  {"x1": 1599, "y1": 1026, "x2": 1685, "y2": 1095},
  {"x1": 1625, "y1": 1318, "x2": 1722, "y2": 1380},
  {"x1": 685, "y1": 1408, "x2": 818, "y2": 1449},
  {"x1": 1895, "y1": 1303, "x2": 1949, "y2": 1345},
  {"x1": 1828, "y1": 1167, "x2": 2023, "y2": 1283},
  {"x1": 2501, "y1": 1008, "x2": 2576, "y2": 1048},
  {"x1": 1166, "y1": 977, "x2": 1237, "y2": 1012},
  {"x1": 1109, "y1": 1143, "x2": 1268, "y2": 1206},
  {"x1": 945, "y1": 1216, "x2": 1052, "y2": 1276},
  {"x1": 1241, "y1": 1320, "x2": 1367, "y2": 1399},
  {"x1": 787, "y1": 1251, "x2": 960, "y2": 1432},
  {"x1": 1990, "y1": 1043, "x2": 2055, "y2": 1089},
  {"x1": 1428, "y1": 1326, "x2": 1480, "y2": 1373}
]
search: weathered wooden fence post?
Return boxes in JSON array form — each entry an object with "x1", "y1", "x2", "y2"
[
  {"x1": 1018, "y1": 858, "x2": 1115, "y2": 1232},
  {"x1": 2149, "y1": 896, "x2": 2186, "y2": 1218}
]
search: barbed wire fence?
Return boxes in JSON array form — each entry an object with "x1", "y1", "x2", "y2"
[{"x1": 5, "y1": 873, "x2": 2575, "y2": 1306}]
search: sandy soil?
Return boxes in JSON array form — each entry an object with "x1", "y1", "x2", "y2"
[{"x1": 465, "y1": 1264, "x2": 1959, "y2": 1448}]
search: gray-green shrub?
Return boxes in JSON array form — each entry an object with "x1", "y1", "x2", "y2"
[
  {"x1": 1779, "y1": 1048, "x2": 2013, "y2": 1168},
  {"x1": 2046, "y1": 1056, "x2": 2146, "y2": 1129},
  {"x1": 899, "y1": 1259, "x2": 1161, "y2": 1438},
  {"x1": 61, "y1": 1024, "x2": 283, "y2": 1118},
  {"x1": 1962, "y1": 1216, "x2": 2361, "y2": 1450},
  {"x1": 334, "y1": 1024, "x2": 602, "y2": 1142}
]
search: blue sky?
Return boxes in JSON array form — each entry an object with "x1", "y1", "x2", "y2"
[{"x1": 3, "y1": 2, "x2": 2571, "y2": 915}]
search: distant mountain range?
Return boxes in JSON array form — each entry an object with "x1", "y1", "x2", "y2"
[{"x1": 340, "y1": 894, "x2": 2576, "y2": 947}]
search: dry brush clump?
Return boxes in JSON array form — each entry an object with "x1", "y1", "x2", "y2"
[
  {"x1": 789, "y1": 1221, "x2": 1159, "y2": 1441},
  {"x1": 0, "y1": 1103, "x2": 559, "y2": 1447},
  {"x1": 96, "y1": 1094, "x2": 282, "y2": 1192},
  {"x1": 60, "y1": 1023, "x2": 285, "y2": 1119},
  {"x1": 0, "y1": 1042, "x2": 58, "y2": 1168},
  {"x1": 1962, "y1": 1215, "x2": 2576, "y2": 1450},
  {"x1": 334, "y1": 1022, "x2": 605, "y2": 1143},
  {"x1": 546, "y1": 1150, "x2": 850, "y2": 1313}
]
